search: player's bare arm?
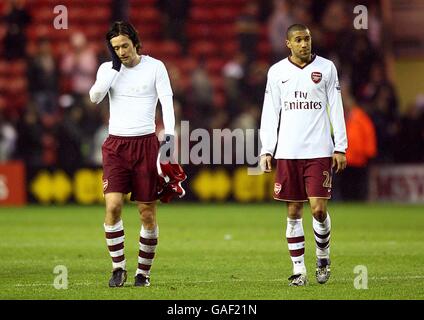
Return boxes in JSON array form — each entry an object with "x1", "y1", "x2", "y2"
[{"x1": 332, "y1": 152, "x2": 347, "y2": 173}]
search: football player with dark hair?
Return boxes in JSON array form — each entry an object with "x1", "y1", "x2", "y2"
[{"x1": 90, "y1": 21, "x2": 185, "y2": 288}]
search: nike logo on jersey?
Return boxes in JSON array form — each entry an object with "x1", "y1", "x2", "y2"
[{"x1": 282, "y1": 79, "x2": 289, "y2": 84}]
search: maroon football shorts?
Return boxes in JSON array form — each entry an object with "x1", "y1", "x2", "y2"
[
  {"x1": 102, "y1": 133, "x2": 160, "y2": 202},
  {"x1": 274, "y1": 158, "x2": 333, "y2": 202}
]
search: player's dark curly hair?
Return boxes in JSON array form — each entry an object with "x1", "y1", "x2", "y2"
[{"x1": 106, "y1": 21, "x2": 142, "y2": 53}]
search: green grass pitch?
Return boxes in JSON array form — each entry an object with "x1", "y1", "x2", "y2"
[{"x1": 0, "y1": 203, "x2": 423, "y2": 300}]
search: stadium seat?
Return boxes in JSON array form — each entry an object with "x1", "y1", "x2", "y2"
[
  {"x1": 220, "y1": 41, "x2": 239, "y2": 58},
  {"x1": 132, "y1": 22, "x2": 161, "y2": 38},
  {"x1": 192, "y1": 0, "x2": 248, "y2": 6},
  {"x1": 213, "y1": 90, "x2": 227, "y2": 109},
  {"x1": 130, "y1": 6, "x2": 161, "y2": 22},
  {"x1": 257, "y1": 41, "x2": 271, "y2": 60},
  {"x1": 158, "y1": 41, "x2": 182, "y2": 57},
  {"x1": 213, "y1": 23, "x2": 237, "y2": 40},
  {"x1": 188, "y1": 41, "x2": 219, "y2": 59},
  {"x1": 189, "y1": 7, "x2": 216, "y2": 22},
  {"x1": 205, "y1": 58, "x2": 226, "y2": 75},
  {"x1": 213, "y1": 7, "x2": 240, "y2": 22},
  {"x1": 130, "y1": 0, "x2": 157, "y2": 6},
  {"x1": 0, "y1": 61, "x2": 8, "y2": 76},
  {"x1": 143, "y1": 40, "x2": 182, "y2": 60},
  {"x1": 210, "y1": 75, "x2": 225, "y2": 91},
  {"x1": 30, "y1": 6, "x2": 52, "y2": 23},
  {"x1": 47, "y1": 0, "x2": 111, "y2": 5},
  {"x1": 0, "y1": 78, "x2": 6, "y2": 90},
  {"x1": 178, "y1": 57, "x2": 198, "y2": 75},
  {"x1": 6, "y1": 77, "x2": 27, "y2": 93},
  {"x1": 186, "y1": 23, "x2": 213, "y2": 40},
  {"x1": 9, "y1": 61, "x2": 27, "y2": 75}
]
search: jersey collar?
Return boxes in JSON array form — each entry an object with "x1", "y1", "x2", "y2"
[{"x1": 288, "y1": 53, "x2": 316, "y2": 69}]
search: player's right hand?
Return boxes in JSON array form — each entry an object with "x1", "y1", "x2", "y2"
[
  {"x1": 107, "y1": 41, "x2": 122, "y2": 71},
  {"x1": 260, "y1": 154, "x2": 272, "y2": 173},
  {"x1": 332, "y1": 152, "x2": 347, "y2": 173}
]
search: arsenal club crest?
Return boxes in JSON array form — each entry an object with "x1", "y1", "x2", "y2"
[
  {"x1": 311, "y1": 71, "x2": 322, "y2": 84},
  {"x1": 274, "y1": 183, "x2": 282, "y2": 195}
]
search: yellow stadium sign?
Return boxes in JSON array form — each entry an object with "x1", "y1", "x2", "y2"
[{"x1": 28, "y1": 167, "x2": 275, "y2": 204}]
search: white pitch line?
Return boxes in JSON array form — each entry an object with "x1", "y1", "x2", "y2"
[{"x1": 14, "y1": 275, "x2": 424, "y2": 288}]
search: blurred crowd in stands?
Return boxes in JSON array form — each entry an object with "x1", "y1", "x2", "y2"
[{"x1": 0, "y1": 0, "x2": 423, "y2": 184}]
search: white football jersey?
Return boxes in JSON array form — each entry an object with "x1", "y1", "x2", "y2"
[
  {"x1": 260, "y1": 54, "x2": 347, "y2": 159},
  {"x1": 89, "y1": 55, "x2": 175, "y2": 136}
]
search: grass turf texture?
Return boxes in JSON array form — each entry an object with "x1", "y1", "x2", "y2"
[{"x1": 0, "y1": 203, "x2": 423, "y2": 300}]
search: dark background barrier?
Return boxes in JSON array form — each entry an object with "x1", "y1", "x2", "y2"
[{"x1": 25, "y1": 163, "x2": 275, "y2": 204}]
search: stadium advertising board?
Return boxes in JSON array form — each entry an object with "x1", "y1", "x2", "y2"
[
  {"x1": 0, "y1": 161, "x2": 27, "y2": 205},
  {"x1": 25, "y1": 166, "x2": 275, "y2": 204},
  {"x1": 10, "y1": 164, "x2": 424, "y2": 204},
  {"x1": 369, "y1": 165, "x2": 424, "y2": 203}
]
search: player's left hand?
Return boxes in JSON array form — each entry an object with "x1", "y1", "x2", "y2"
[{"x1": 332, "y1": 152, "x2": 347, "y2": 173}]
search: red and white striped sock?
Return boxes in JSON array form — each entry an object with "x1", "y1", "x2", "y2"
[
  {"x1": 104, "y1": 220, "x2": 126, "y2": 270},
  {"x1": 136, "y1": 225, "x2": 159, "y2": 277},
  {"x1": 286, "y1": 218, "x2": 306, "y2": 275},
  {"x1": 313, "y1": 213, "x2": 331, "y2": 260}
]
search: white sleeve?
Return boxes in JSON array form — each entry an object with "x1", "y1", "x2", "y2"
[
  {"x1": 260, "y1": 70, "x2": 282, "y2": 156},
  {"x1": 327, "y1": 62, "x2": 348, "y2": 153},
  {"x1": 89, "y1": 63, "x2": 118, "y2": 104},
  {"x1": 156, "y1": 61, "x2": 175, "y2": 135},
  {"x1": 159, "y1": 95, "x2": 175, "y2": 135}
]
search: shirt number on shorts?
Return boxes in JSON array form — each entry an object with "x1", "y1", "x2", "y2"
[{"x1": 323, "y1": 171, "x2": 332, "y2": 188}]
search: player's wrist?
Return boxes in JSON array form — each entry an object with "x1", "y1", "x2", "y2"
[
  {"x1": 260, "y1": 151, "x2": 273, "y2": 157},
  {"x1": 163, "y1": 134, "x2": 174, "y2": 144}
]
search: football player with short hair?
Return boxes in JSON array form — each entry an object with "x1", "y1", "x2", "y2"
[{"x1": 260, "y1": 24, "x2": 348, "y2": 286}]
